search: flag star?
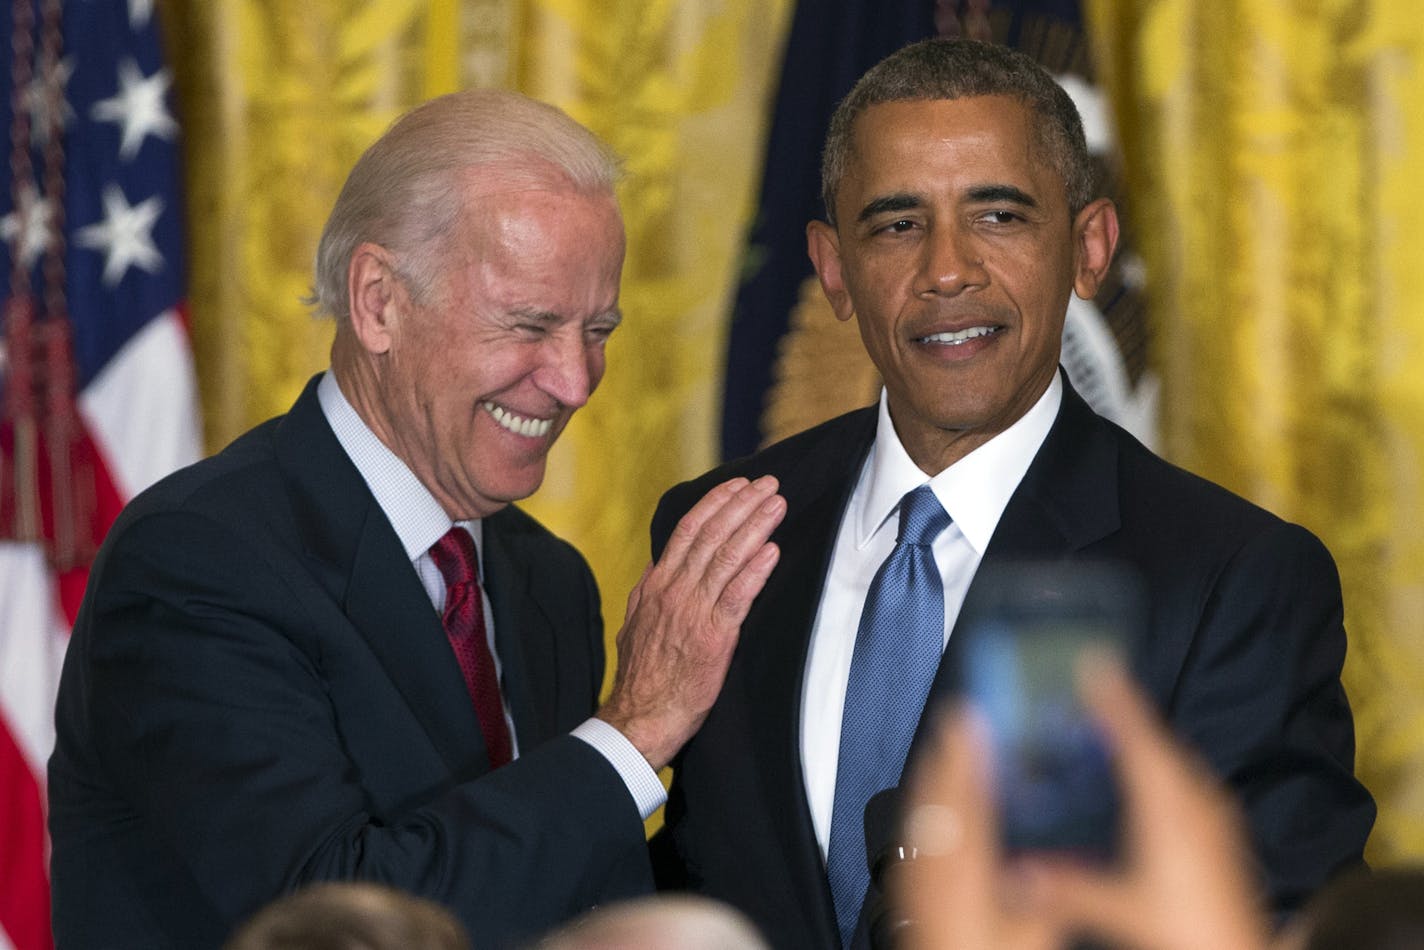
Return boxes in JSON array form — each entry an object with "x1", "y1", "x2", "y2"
[
  {"x1": 1, "y1": 182, "x2": 55, "y2": 271},
  {"x1": 129, "y1": 0, "x2": 154, "y2": 28},
  {"x1": 91, "y1": 59, "x2": 178, "y2": 161},
  {"x1": 74, "y1": 184, "x2": 165, "y2": 286},
  {"x1": 23, "y1": 55, "x2": 75, "y2": 146}
]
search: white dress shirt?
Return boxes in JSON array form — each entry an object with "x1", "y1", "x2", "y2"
[
  {"x1": 317, "y1": 372, "x2": 665, "y2": 818},
  {"x1": 800, "y1": 375, "x2": 1063, "y2": 856}
]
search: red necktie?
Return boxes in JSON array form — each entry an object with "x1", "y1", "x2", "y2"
[{"x1": 429, "y1": 527, "x2": 513, "y2": 769}]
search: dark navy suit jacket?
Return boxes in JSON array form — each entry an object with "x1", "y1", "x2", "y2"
[
  {"x1": 650, "y1": 374, "x2": 1374, "y2": 949},
  {"x1": 49, "y1": 375, "x2": 651, "y2": 949}
]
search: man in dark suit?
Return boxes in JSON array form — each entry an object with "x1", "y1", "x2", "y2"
[
  {"x1": 48, "y1": 89, "x2": 786, "y2": 950},
  {"x1": 650, "y1": 39, "x2": 1374, "y2": 948}
]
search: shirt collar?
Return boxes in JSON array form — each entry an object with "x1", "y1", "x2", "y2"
[
  {"x1": 317, "y1": 371, "x2": 480, "y2": 562},
  {"x1": 856, "y1": 372, "x2": 1062, "y2": 554}
]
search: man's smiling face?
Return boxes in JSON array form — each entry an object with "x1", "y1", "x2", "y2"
[
  {"x1": 808, "y1": 94, "x2": 1113, "y2": 474},
  {"x1": 373, "y1": 168, "x2": 625, "y2": 519}
]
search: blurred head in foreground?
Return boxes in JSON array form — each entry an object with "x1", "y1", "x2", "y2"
[
  {"x1": 224, "y1": 882, "x2": 470, "y2": 950},
  {"x1": 533, "y1": 895, "x2": 769, "y2": 950}
]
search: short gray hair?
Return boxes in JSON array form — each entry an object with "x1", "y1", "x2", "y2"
[
  {"x1": 311, "y1": 89, "x2": 620, "y2": 320},
  {"x1": 821, "y1": 38, "x2": 1094, "y2": 226}
]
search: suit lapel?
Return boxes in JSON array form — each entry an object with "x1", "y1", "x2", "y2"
[
  {"x1": 274, "y1": 376, "x2": 491, "y2": 779},
  {"x1": 982, "y1": 378, "x2": 1121, "y2": 559},
  {"x1": 925, "y1": 375, "x2": 1124, "y2": 710}
]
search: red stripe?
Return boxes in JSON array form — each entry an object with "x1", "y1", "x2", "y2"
[
  {"x1": 0, "y1": 414, "x2": 124, "y2": 626},
  {"x1": 173, "y1": 299, "x2": 192, "y2": 336},
  {"x1": 61, "y1": 417, "x2": 127, "y2": 625},
  {"x1": 0, "y1": 715, "x2": 54, "y2": 950}
]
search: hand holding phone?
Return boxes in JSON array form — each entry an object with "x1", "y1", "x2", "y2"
[{"x1": 949, "y1": 560, "x2": 1146, "y2": 861}]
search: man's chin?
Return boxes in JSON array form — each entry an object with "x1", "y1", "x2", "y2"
[{"x1": 484, "y1": 464, "x2": 551, "y2": 509}]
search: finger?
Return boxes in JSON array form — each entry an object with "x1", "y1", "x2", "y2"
[
  {"x1": 899, "y1": 706, "x2": 1000, "y2": 948},
  {"x1": 1076, "y1": 654, "x2": 1222, "y2": 820},
  {"x1": 657, "y1": 477, "x2": 780, "y2": 588},
  {"x1": 622, "y1": 562, "x2": 654, "y2": 621},
  {"x1": 1074, "y1": 653, "x2": 1187, "y2": 802},
  {"x1": 710, "y1": 540, "x2": 782, "y2": 628},
  {"x1": 700, "y1": 489, "x2": 787, "y2": 603},
  {"x1": 657, "y1": 477, "x2": 752, "y2": 572},
  {"x1": 1075, "y1": 652, "x2": 1161, "y2": 753}
]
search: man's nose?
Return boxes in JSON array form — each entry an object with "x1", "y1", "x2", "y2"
[
  {"x1": 531, "y1": 333, "x2": 594, "y2": 409},
  {"x1": 918, "y1": 225, "x2": 987, "y2": 297}
]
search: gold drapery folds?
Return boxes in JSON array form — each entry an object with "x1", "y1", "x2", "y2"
[{"x1": 1086, "y1": 0, "x2": 1424, "y2": 862}]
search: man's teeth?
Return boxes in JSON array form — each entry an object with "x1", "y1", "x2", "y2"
[
  {"x1": 920, "y1": 326, "x2": 997, "y2": 344},
  {"x1": 484, "y1": 403, "x2": 552, "y2": 437}
]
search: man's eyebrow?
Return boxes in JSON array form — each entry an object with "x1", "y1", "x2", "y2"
[
  {"x1": 967, "y1": 184, "x2": 1038, "y2": 208},
  {"x1": 856, "y1": 193, "x2": 922, "y2": 223}
]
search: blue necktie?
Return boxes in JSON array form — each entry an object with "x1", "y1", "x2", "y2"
[{"x1": 826, "y1": 485, "x2": 951, "y2": 947}]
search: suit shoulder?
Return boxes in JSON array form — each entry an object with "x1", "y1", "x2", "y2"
[
  {"x1": 116, "y1": 418, "x2": 286, "y2": 528},
  {"x1": 1107, "y1": 422, "x2": 1327, "y2": 557}
]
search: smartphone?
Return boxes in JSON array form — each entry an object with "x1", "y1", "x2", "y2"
[{"x1": 948, "y1": 559, "x2": 1146, "y2": 862}]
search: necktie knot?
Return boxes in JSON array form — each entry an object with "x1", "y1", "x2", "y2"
[
  {"x1": 430, "y1": 527, "x2": 479, "y2": 592},
  {"x1": 896, "y1": 485, "x2": 950, "y2": 547}
]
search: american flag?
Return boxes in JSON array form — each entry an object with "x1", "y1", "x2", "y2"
[{"x1": 0, "y1": 2, "x2": 200, "y2": 947}]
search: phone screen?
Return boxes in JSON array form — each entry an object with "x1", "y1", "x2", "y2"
[{"x1": 953, "y1": 561, "x2": 1144, "y2": 861}]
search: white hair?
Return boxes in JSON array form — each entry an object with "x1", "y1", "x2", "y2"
[{"x1": 310, "y1": 89, "x2": 620, "y2": 321}]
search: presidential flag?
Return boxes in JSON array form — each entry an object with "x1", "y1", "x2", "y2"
[{"x1": 0, "y1": 3, "x2": 200, "y2": 947}]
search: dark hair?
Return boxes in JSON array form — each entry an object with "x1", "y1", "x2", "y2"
[{"x1": 821, "y1": 37, "x2": 1093, "y2": 226}]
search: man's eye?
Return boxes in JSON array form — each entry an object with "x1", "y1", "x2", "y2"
[
  {"x1": 876, "y1": 218, "x2": 917, "y2": 235},
  {"x1": 980, "y1": 210, "x2": 1020, "y2": 224}
]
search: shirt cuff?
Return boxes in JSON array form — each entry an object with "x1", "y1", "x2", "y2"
[{"x1": 571, "y1": 717, "x2": 667, "y2": 820}]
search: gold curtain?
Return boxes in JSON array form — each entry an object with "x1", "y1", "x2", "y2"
[
  {"x1": 156, "y1": 0, "x2": 483, "y2": 446},
  {"x1": 157, "y1": 0, "x2": 792, "y2": 701},
  {"x1": 509, "y1": 0, "x2": 794, "y2": 690},
  {"x1": 1085, "y1": 0, "x2": 1424, "y2": 863}
]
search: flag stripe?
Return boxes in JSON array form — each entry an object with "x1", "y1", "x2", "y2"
[
  {"x1": 1, "y1": 5, "x2": 198, "y2": 948},
  {"x1": 78, "y1": 307, "x2": 200, "y2": 501},
  {"x1": 0, "y1": 708, "x2": 53, "y2": 950},
  {"x1": 0, "y1": 544, "x2": 67, "y2": 770}
]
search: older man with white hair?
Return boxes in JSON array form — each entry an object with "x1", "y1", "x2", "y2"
[{"x1": 48, "y1": 89, "x2": 785, "y2": 950}]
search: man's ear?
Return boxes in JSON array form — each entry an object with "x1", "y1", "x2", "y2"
[
  {"x1": 806, "y1": 220, "x2": 856, "y2": 322},
  {"x1": 347, "y1": 242, "x2": 403, "y2": 355},
  {"x1": 1071, "y1": 198, "x2": 1120, "y2": 300}
]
